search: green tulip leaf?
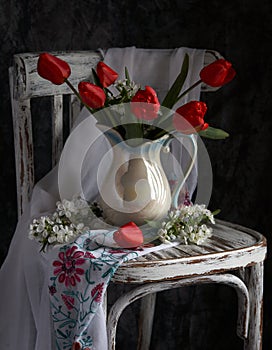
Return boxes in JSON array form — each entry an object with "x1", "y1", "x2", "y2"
[
  {"x1": 125, "y1": 66, "x2": 131, "y2": 85},
  {"x1": 212, "y1": 209, "x2": 221, "y2": 216},
  {"x1": 92, "y1": 68, "x2": 102, "y2": 87},
  {"x1": 161, "y1": 53, "x2": 189, "y2": 109},
  {"x1": 199, "y1": 126, "x2": 229, "y2": 139}
]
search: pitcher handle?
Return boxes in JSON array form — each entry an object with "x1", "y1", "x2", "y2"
[{"x1": 171, "y1": 134, "x2": 198, "y2": 209}]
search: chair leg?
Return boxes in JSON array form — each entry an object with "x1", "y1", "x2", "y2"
[
  {"x1": 107, "y1": 274, "x2": 249, "y2": 350},
  {"x1": 137, "y1": 293, "x2": 157, "y2": 350},
  {"x1": 243, "y1": 262, "x2": 264, "y2": 350}
]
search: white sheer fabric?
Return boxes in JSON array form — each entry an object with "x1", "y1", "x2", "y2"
[{"x1": 0, "y1": 47, "x2": 205, "y2": 349}]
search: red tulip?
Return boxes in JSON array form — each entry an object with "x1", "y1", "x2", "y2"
[
  {"x1": 97, "y1": 61, "x2": 118, "y2": 87},
  {"x1": 173, "y1": 101, "x2": 208, "y2": 134},
  {"x1": 113, "y1": 222, "x2": 144, "y2": 248},
  {"x1": 78, "y1": 82, "x2": 106, "y2": 109},
  {"x1": 37, "y1": 53, "x2": 71, "y2": 85},
  {"x1": 200, "y1": 59, "x2": 236, "y2": 87},
  {"x1": 131, "y1": 86, "x2": 160, "y2": 120}
]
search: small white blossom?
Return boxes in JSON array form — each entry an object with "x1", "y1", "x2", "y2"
[
  {"x1": 77, "y1": 223, "x2": 84, "y2": 230},
  {"x1": 114, "y1": 79, "x2": 139, "y2": 99},
  {"x1": 157, "y1": 204, "x2": 216, "y2": 245},
  {"x1": 28, "y1": 197, "x2": 105, "y2": 251},
  {"x1": 48, "y1": 236, "x2": 57, "y2": 243}
]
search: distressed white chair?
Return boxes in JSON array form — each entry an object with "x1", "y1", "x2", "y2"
[{"x1": 9, "y1": 50, "x2": 267, "y2": 350}]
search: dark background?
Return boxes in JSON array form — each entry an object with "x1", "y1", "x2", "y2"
[{"x1": 0, "y1": 0, "x2": 271, "y2": 349}]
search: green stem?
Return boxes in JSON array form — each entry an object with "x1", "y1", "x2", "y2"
[
  {"x1": 65, "y1": 79, "x2": 93, "y2": 114},
  {"x1": 175, "y1": 79, "x2": 202, "y2": 103}
]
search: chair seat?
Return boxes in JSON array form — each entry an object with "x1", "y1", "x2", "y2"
[{"x1": 112, "y1": 220, "x2": 266, "y2": 283}]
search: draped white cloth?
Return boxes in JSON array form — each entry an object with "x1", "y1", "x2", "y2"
[{"x1": 0, "y1": 46, "x2": 205, "y2": 349}]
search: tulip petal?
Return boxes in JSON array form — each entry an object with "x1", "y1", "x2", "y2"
[
  {"x1": 97, "y1": 61, "x2": 118, "y2": 87},
  {"x1": 37, "y1": 53, "x2": 71, "y2": 85},
  {"x1": 113, "y1": 222, "x2": 143, "y2": 248},
  {"x1": 131, "y1": 86, "x2": 160, "y2": 120},
  {"x1": 200, "y1": 59, "x2": 236, "y2": 87},
  {"x1": 78, "y1": 82, "x2": 106, "y2": 109}
]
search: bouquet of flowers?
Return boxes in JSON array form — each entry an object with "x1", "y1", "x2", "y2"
[
  {"x1": 37, "y1": 52, "x2": 236, "y2": 141},
  {"x1": 29, "y1": 51, "x2": 236, "y2": 251}
]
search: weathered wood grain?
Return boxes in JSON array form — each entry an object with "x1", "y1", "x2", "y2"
[
  {"x1": 107, "y1": 274, "x2": 250, "y2": 350},
  {"x1": 51, "y1": 95, "x2": 63, "y2": 166},
  {"x1": 244, "y1": 262, "x2": 264, "y2": 350},
  {"x1": 69, "y1": 94, "x2": 82, "y2": 130},
  {"x1": 13, "y1": 51, "x2": 101, "y2": 100},
  {"x1": 9, "y1": 67, "x2": 34, "y2": 216},
  {"x1": 112, "y1": 222, "x2": 266, "y2": 284},
  {"x1": 137, "y1": 294, "x2": 157, "y2": 350}
]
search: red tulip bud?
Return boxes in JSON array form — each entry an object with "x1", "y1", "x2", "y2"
[
  {"x1": 97, "y1": 61, "x2": 118, "y2": 87},
  {"x1": 200, "y1": 59, "x2": 236, "y2": 87},
  {"x1": 78, "y1": 82, "x2": 106, "y2": 109},
  {"x1": 131, "y1": 86, "x2": 160, "y2": 120},
  {"x1": 113, "y1": 222, "x2": 144, "y2": 248},
  {"x1": 37, "y1": 53, "x2": 71, "y2": 85},
  {"x1": 173, "y1": 101, "x2": 208, "y2": 134}
]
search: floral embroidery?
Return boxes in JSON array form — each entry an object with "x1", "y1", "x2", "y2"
[
  {"x1": 91, "y1": 283, "x2": 104, "y2": 302},
  {"x1": 108, "y1": 248, "x2": 127, "y2": 254},
  {"x1": 48, "y1": 285, "x2": 57, "y2": 295},
  {"x1": 48, "y1": 232, "x2": 140, "y2": 349},
  {"x1": 72, "y1": 342, "x2": 91, "y2": 350},
  {"x1": 84, "y1": 251, "x2": 96, "y2": 259},
  {"x1": 72, "y1": 342, "x2": 81, "y2": 350},
  {"x1": 53, "y1": 246, "x2": 85, "y2": 287},
  {"x1": 61, "y1": 294, "x2": 75, "y2": 310}
]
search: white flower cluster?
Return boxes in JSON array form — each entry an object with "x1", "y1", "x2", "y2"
[
  {"x1": 157, "y1": 204, "x2": 215, "y2": 245},
  {"x1": 29, "y1": 197, "x2": 97, "y2": 251},
  {"x1": 114, "y1": 78, "x2": 139, "y2": 99}
]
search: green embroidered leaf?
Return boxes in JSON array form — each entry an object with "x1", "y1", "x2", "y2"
[
  {"x1": 62, "y1": 290, "x2": 76, "y2": 296},
  {"x1": 161, "y1": 53, "x2": 189, "y2": 109},
  {"x1": 102, "y1": 267, "x2": 115, "y2": 278},
  {"x1": 57, "y1": 329, "x2": 67, "y2": 339},
  {"x1": 59, "y1": 320, "x2": 76, "y2": 329},
  {"x1": 85, "y1": 269, "x2": 95, "y2": 285}
]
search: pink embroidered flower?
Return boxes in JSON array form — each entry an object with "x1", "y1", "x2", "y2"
[
  {"x1": 108, "y1": 249, "x2": 127, "y2": 254},
  {"x1": 84, "y1": 251, "x2": 96, "y2": 259},
  {"x1": 61, "y1": 294, "x2": 75, "y2": 310},
  {"x1": 91, "y1": 283, "x2": 104, "y2": 303},
  {"x1": 72, "y1": 342, "x2": 82, "y2": 350},
  {"x1": 72, "y1": 343, "x2": 91, "y2": 350},
  {"x1": 53, "y1": 246, "x2": 85, "y2": 287},
  {"x1": 48, "y1": 285, "x2": 57, "y2": 295}
]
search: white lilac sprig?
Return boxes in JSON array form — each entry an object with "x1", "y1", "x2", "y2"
[
  {"x1": 29, "y1": 197, "x2": 104, "y2": 252},
  {"x1": 29, "y1": 213, "x2": 86, "y2": 252},
  {"x1": 113, "y1": 78, "x2": 140, "y2": 101},
  {"x1": 157, "y1": 204, "x2": 219, "y2": 245}
]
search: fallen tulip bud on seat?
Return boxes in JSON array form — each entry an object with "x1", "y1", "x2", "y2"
[{"x1": 113, "y1": 221, "x2": 144, "y2": 248}]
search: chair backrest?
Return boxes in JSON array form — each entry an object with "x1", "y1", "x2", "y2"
[{"x1": 9, "y1": 49, "x2": 222, "y2": 218}]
